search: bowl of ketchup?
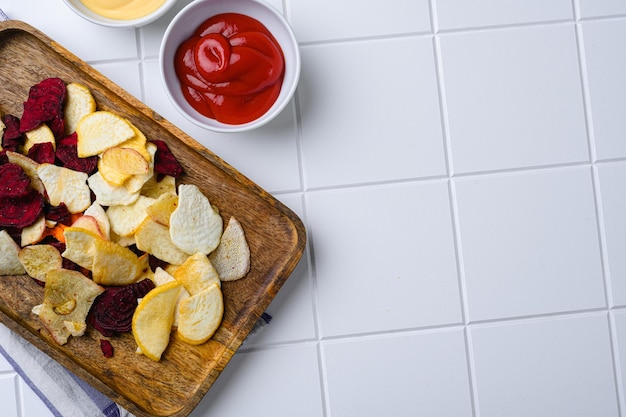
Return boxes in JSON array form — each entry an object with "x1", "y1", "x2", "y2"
[{"x1": 159, "y1": 0, "x2": 300, "y2": 132}]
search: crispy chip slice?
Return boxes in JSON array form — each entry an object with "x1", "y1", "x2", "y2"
[
  {"x1": 176, "y1": 283, "x2": 223, "y2": 345},
  {"x1": 18, "y1": 244, "x2": 62, "y2": 281},
  {"x1": 5, "y1": 151, "x2": 45, "y2": 194},
  {"x1": 88, "y1": 171, "x2": 141, "y2": 207},
  {"x1": 97, "y1": 155, "x2": 132, "y2": 186},
  {"x1": 111, "y1": 231, "x2": 136, "y2": 247},
  {"x1": 21, "y1": 215, "x2": 46, "y2": 247},
  {"x1": 209, "y1": 217, "x2": 251, "y2": 281},
  {"x1": 153, "y1": 267, "x2": 189, "y2": 327},
  {"x1": 170, "y1": 184, "x2": 223, "y2": 255},
  {"x1": 0, "y1": 229, "x2": 26, "y2": 275},
  {"x1": 64, "y1": 82, "x2": 96, "y2": 135},
  {"x1": 23, "y1": 124, "x2": 55, "y2": 154},
  {"x1": 91, "y1": 239, "x2": 146, "y2": 286},
  {"x1": 141, "y1": 174, "x2": 176, "y2": 199},
  {"x1": 122, "y1": 124, "x2": 151, "y2": 162},
  {"x1": 125, "y1": 142, "x2": 157, "y2": 194},
  {"x1": 106, "y1": 195, "x2": 155, "y2": 237},
  {"x1": 62, "y1": 226, "x2": 102, "y2": 269},
  {"x1": 36, "y1": 268, "x2": 104, "y2": 345},
  {"x1": 83, "y1": 202, "x2": 110, "y2": 240},
  {"x1": 132, "y1": 280, "x2": 182, "y2": 361},
  {"x1": 145, "y1": 192, "x2": 177, "y2": 227},
  {"x1": 135, "y1": 218, "x2": 189, "y2": 266},
  {"x1": 37, "y1": 163, "x2": 91, "y2": 213},
  {"x1": 99, "y1": 147, "x2": 150, "y2": 186},
  {"x1": 71, "y1": 215, "x2": 107, "y2": 239},
  {"x1": 173, "y1": 252, "x2": 220, "y2": 296},
  {"x1": 76, "y1": 111, "x2": 135, "y2": 157}
]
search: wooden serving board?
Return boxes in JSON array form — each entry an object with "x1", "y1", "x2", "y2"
[{"x1": 0, "y1": 20, "x2": 306, "y2": 417}]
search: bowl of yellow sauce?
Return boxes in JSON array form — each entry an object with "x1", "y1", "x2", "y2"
[{"x1": 63, "y1": 0, "x2": 178, "y2": 27}]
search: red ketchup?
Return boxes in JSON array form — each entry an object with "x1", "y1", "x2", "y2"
[{"x1": 174, "y1": 13, "x2": 285, "y2": 125}]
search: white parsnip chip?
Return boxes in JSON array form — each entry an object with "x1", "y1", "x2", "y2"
[
  {"x1": 76, "y1": 111, "x2": 135, "y2": 157},
  {"x1": 107, "y1": 195, "x2": 155, "y2": 237},
  {"x1": 37, "y1": 163, "x2": 91, "y2": 213},
  {"x1": 0, "y1": 229, "x2": 26, "y2": 275},
  {"x1": 209, "y1": 217, "x2": 251, "y2": 281},
  {"x1": 169, "y1": 184, "x2": 222, "y2": 255},
  {"x1": 88, "y1": 171, "x2": 140, "y2": 207},
  {"x1": 135, "y1": 218, "x2": 189, "y2": 266}
]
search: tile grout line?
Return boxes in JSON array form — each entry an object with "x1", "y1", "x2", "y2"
[
  {"x1": 283, "y1": 0, "x2": 330, "y2": 411},
  {"x1": 295, "y1": 14, "x2": 626, "y2": 49},
  {"x1": 296, "y1": 157, "x2": 626, "y2": 196},
  {"x1": 427, "y1": 1, "x2": 479, "y2": 416},
  {"x1": 14, "y1": 373, "x2": 24, "y2": 417},
  {"x1": 573, "y1": 1, "x2": 624, "y2": 413},
  {"x1": 300, "y1": 192, "x2": 332, "y2": 417}
]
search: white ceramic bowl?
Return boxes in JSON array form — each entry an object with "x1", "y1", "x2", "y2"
[
  {"x1": 159, "y1": 0, "x2": 301, "y2": 133},
  {"x1": 63, "y1": 0, "x2": 178, "y2": 28}
]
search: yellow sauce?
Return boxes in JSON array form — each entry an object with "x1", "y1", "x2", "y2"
[{"x1": 80, "y1": 0, "x2": 166, "y2": 20}]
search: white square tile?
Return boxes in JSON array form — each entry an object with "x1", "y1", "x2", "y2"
[
  {"x1": 288, "y1": 0, "x2": 431, "y2": 43},
  {"x1": 299, "y1": 38, "x2": 446, "y2": 189},
  {"x1": 92, "y1": 61, "x2": 142, "y2": 102},
  {"x1": 582, "y1": 19, "x2": 626, "y2": 160},
  {"x1": 308, "y1": 181, "x2": 462, "y2": 337},
  {"x1": 578, "y1": 0, "x2": 626, "y2": 18},
  {"x1": 0, "y1": 354, "x2": 12, "y2": 372},
  {"x1": 440, "y1": 24, "x2": 588, "y2": 174},
  {"x1": 470, "y1": 314, "x2": 619, "y2": 417},
  {"x1": 596, "y1": 162, "x2": 626, "y2": 306},
  {"x1": 142, "y1": 59, "x2": 302, "y2": 193},
  {"x1": 435, "y1": 0, "x2": 573, "y2": 31},
  {"x1": 323, "y1": 329, "x2": 472, "y2": 417},
  {"x1": 4, "y1": 0, "x2": 138, "y2": 62},
  {"x1": 456, "y1": 167, "x2": 605, "y2": 321},
  {"x1": 0, "y1": 374, "x2": 18, "y2": 417},
  {"x1": 189, "y1": 344, "x2": 323, "y2": 417},
  {"x1": 19, "y1": 378, "x2": 55, "y2": 417},
  {"x1": 243, "y1": 194, "x2": 317, "y2": 346}
]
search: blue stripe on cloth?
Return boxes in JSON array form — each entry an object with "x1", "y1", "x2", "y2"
[
  {"x1": 67, "y1": 369, "x2": 121, "y2": 417},
  {"x1": 0, "y1": 344, "x2": 64, "y2": 417}
]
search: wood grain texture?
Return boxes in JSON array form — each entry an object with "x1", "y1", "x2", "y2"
[{"x1": 0, "y1": 20, "x2": 306, "y2": 417}]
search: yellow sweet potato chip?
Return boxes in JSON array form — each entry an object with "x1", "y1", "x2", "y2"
[{"x1": 18, "y1": 244, "x2": 62, "y2": 281}]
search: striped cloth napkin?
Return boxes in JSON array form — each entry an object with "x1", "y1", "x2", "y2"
[{"x1": 0, "y1": 323, "x2": 132, "y2": 417}]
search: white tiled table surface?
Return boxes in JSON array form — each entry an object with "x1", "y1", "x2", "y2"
[{"x1": 1, "y1": 0, "x2": 626, "y2": 416}]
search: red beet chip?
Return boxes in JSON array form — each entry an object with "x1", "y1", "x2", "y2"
[
  {"x1": 55, "y1": 133, "x2": 98, "y2": 174},
  {"x1": 0, "y1": 151, "x2": 8, "y2": 165},
  {"x1": 0, "y1": 163, "x2": 31, "y2": 199},
  {"x1": 45, "y1": 202, "x2": 73, "y2": 225},
  {"x1": 27, "y1": 142, "x2": 56, "y2": 164},
  {"x1": 49, "y1": 115, "x2": 66, "y2": 140},
  {"x1": 2, "y1": 114, "x2": 24, "y2": 152},
  {"x1": 19, "y1": 78, "x2": 66, "y2": 133},
  {"x1": 0, "y1": 188, "x2": 44, "y2": 228},
  {"x1": 100, "y1": 339, "x2": 114, "y2": 358},
  {"x1": 152, "y1": 140, "x2": 184, "y2": 178},
  {"x1": 88, "y1": 279, "x2": 156, "y2": 336}
]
